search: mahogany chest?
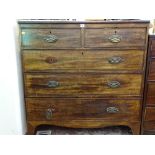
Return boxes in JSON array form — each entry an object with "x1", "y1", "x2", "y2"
[
  {"x1": 143, "y1": 35, "x2": 155, "y2": 134},
  {"x1": 18, "y1": 20, "x2": 149, "y2": 134}
]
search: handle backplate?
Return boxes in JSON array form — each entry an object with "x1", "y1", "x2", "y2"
[
  {"x1": 109, "y1": 35, "x2": 121, "y2": 43},
  {"x1": 107, "y1": 81, "x2": 121, "y2": 88},
  {"x1": 106, "y1": 107, "x2": 119, "y2": 113},
  {"x1": 45, "y1": 108, "x2": 53, "y2": 120},
  {"x1": 47, "y1": 81, "x2": 59, "y2": 88},
  {"x1": 44, "y1": 35, "x2": 58, "y2": 43},
  {"x1": 108, "y1": 56, "x2": 123, "y2": 64}
]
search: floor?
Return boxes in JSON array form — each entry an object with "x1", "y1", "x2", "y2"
[{"x1": 35, "y1": 126, "x2": 132, "y2": 135}]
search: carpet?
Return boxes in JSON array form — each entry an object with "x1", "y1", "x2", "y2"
[{"x1": 36, "y1": 125, "x2": 132, "y2": 135}]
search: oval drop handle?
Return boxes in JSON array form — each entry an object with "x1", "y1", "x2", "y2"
[
  {"x1": 106, "y1": 107, "x2": 119, "y2": 113},
  {"x1": 45, "y1": 108, "x2": 53, "y2": 120},
  {"x1": 47, "y1": 81, "x2": 59, "y2": 88},
  {"x1": 108, "y1": 34, "x2": 121, "y2": 43},
  {"x1": 108, "y1": 56, "x2": 123, "y2": 64},
  {"x1": 107, "y1": 81, "x2": 121, "y2": 88},
  {"x1": 43, "y1": 35, "x2": 58, "y2": 43}
]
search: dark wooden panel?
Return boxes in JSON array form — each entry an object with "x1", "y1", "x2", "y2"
[
  {"x1": 144, "y1": 107, "x2": 155, "y2": 121},
  {"x1": 148, "y1": 60, "x2": 155, "y2": 80},
  {"x1": 26, "y1": 98, "x2": 141, "y2": 122},
  {"x1": 151, "y1": 39, "x2": 155, "y2": 57},
  {"x1": 21, "y1": 28, "x2": 81, "y2": 49},
  {"x1": 24, "y1": 73, "x2": 142, "y2": 97},
  {"x1": 142, "y1": 36, "x2": 155, "y2": 134},
  {"x1": 23, "y1": 50, "x2": 144, "y2": 72},
  {"x1": 145, "y1": 96, "x2": 155, "y2": 106},
  {"x1": 143, "y1": 121, "x2": 155, "y2": 133},
  {"x1": 84, "y1": 28, "x2": 146, "y2": 48},
  {"x1": 146, "y1": 83, "x2": 155, "y2": 105}
]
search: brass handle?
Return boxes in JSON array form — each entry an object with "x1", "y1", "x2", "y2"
[
  {"x1": 47, "y1": 81, "x2": 59, "y2": 88},
  {"x1": 108, "y1": 56, "x2": 123, "y2": 64},
  {"x1": 45, "y1": 108, "x2": 54, "y2": 120},
  {"x1": 107, "y1": 81, "x2": 120, "y2": 88},
  {"x1": 43, "y1": 35, "x2": 58, "y2": 43},
  {"x1": 109, "y1": 35, "x2": 121, "y2": 43},
  {"x1": 106, "y1": 107, "x2": 119, "y2": 113}
]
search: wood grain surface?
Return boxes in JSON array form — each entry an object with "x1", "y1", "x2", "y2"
[
  {"x1": 26, "y1": 98, "x2": 140, "y2": 122},
  {"x1": 21, "y1": 28, "x2": 81, "y2": 49},
  {"x1": 18, "y1": 20, "x2": 149, "y2": 135},
  {"x1": 24, "y1": 73, "x2": 142, "y2": 97},
  {"x1": 23, "y1": 50, "x2": 144, "y2": 72},
  {"x1": 84, "y1": 28, "x2": 146, "y2": 48},
  {"x1": 144, "y1": 107, "x2": 155, "y2": 121}
]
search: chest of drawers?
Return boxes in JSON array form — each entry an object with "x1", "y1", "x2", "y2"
[
  {"x1": 18, "y1": 20, "x2": 149, "y2": 134},
  {"x1": 142, "y1": 35, "x2": 155, "y2": 134}
]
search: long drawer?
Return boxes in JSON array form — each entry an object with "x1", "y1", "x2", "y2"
[
  {"x1": 21, "y1": 28, "x2": 81, "y2": 49},
  {"x1": 23, "y1": 50, "x2": 144, "y2": 72},
  {"x1": 84, "y1": 28, "x2": 146, "y2": 48},
  {"x1": 24, "y1": 73, "x2": 142, "y2": 97},
  {"x1": 26, "y1": 98, "x2": 141, "y2": 122}
]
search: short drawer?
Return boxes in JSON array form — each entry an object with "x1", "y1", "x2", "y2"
[
  {"x1": 23, "y1": 50, "x2": 144, "y2": 72},
  {"x1": 84, "y1": 28, "x2": 146, "y2": 48},
  {"x1": 24, "y1": 73, "x2": 142, "y2": 97},
  {"x1": 144, "y1": 107, "x2": 155, "y2": 121},
  {"x1": 21, "y1": 28, "x2": 81, "y2": 49},
  {"x1": 146, "y1": 83, "x2": 155, "y2": 105},
  {"x1": 26, "y1": 98, "x2": 141, "y2": 122},
  {"x1": 148, "y1": 59, "x2": 155, "y2": 80}
]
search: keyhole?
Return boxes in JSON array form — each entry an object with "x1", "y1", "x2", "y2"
[
  {"x1": 82, "y1": 52, "x2": 84, "y2": 55},
  {"x1": 114, "y1": 30, "x2": 117, "y2": 34}
]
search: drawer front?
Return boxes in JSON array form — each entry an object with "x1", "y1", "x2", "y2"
[
  {"x1": 26, "y1": 98, "x2": 140, "y2": 121},
  {"x1": 150, "y1": 40, "x2": 155, "y2": 57},
  {"x1": 146, "y1": 83, "x2": 155, "y2": 105},
  {"x1": 148, "y1": 59, "x2": 155, "y2": 80},
  {"x1": 143, "y1": 121, "x2": 155, "y2": 132},
  {"x1": 23, "y1": 50, "x2": 144, "y2": 72},
  {"x1": 24, "y1": 73, "x2": 142, "y2": 97},
  {"x1": 144, "y1": 107, "x2": 155, "y2": 121},
  {"x1": 21, "y1": 28, "x2": 81, "y2": 49},
  {"x1": 84, "y1": 28, "x2": 146, "y2": 48}
]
